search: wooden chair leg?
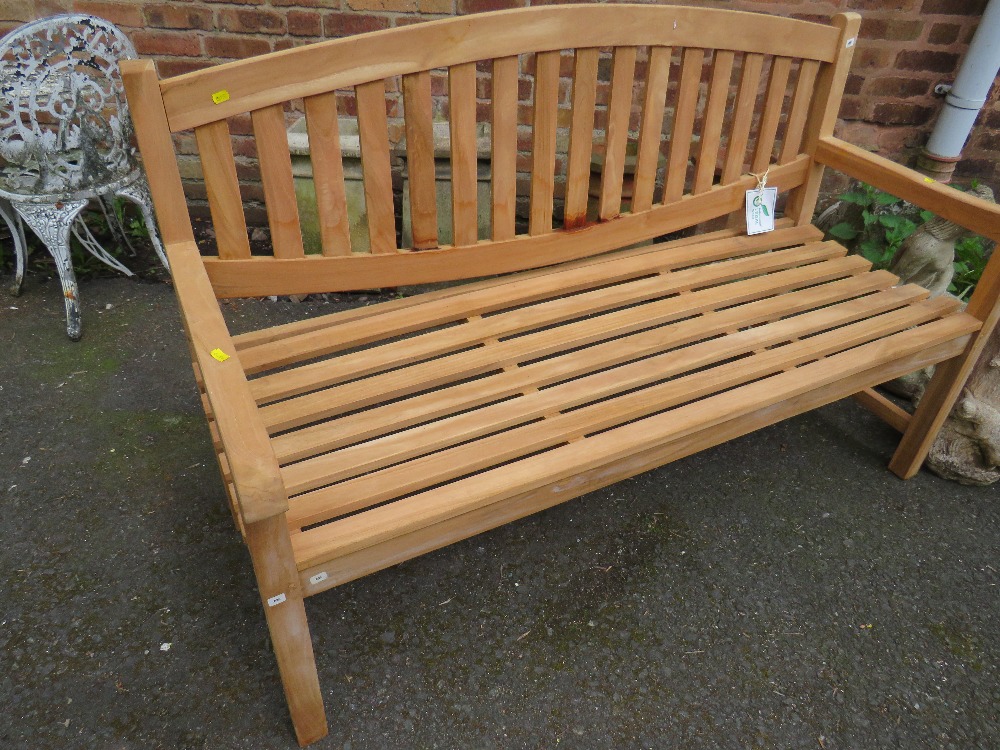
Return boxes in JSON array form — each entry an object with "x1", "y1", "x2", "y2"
[
  {"x1": 888, "y1": 347, "x2": 973, "y2": 480},
  {"x1": 245, "y1": 516, "x2": 328, "y2": 747}
]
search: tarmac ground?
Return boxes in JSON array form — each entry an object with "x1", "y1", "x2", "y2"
[{"x1": 2, "y1": 273, "x2": 998, "y2": 750}]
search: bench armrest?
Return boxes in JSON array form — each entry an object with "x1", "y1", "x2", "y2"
[
  {"x1": 167, "y1": 240, "x2": 289, "y2": 523},
  {"x1": 814, "y1": 136, "x2": 1000, "y2": 244},
  {"x1": 814, "y1": 136, "x2": 1000, "y2": 324}
]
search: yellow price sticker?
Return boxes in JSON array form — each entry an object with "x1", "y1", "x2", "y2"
[
  {"x1": 210, "y1": 348, "x2": 230, "y2": 362},
  {"x1": 211, "y1": 89, "x2": 230, "y2": 105}
]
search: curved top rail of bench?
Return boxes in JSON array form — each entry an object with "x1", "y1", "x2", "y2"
[{"x1": 159, "y1": 4, "x2": 845, "y2": 132}]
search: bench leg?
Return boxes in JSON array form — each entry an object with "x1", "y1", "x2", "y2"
[
  {"x1": 888, "y1": 350, "x2": 971, "y2": 480},
  {"x1": 245, "y1": 516, "x2": 328, "y2": 746}
]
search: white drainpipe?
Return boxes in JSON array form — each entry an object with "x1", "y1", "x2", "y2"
[{"x1": 918, "y1": 0, "x2": 1000, "y2": 182}]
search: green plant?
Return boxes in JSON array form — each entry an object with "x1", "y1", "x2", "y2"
[
  {"x1": 826, "y1": 183, "x2": 920, "y2": 269},
  {"x1": 112, "y1": 197, "x2": 151, "y2": 242},
  {"x1": 826, "y1": 181, "x2": 990, "y2": 298},
  {"x1": 950, "y1": 234, "x2": 988, "y2": 301}
]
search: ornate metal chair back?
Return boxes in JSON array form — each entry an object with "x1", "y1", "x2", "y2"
[{"x1": 0, "y1": 14, "x2": 138, "y2": 201}]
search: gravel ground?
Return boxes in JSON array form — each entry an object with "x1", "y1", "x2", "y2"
[{"x1": 2, "y1": 274, "x2": 998, "y2": 750}]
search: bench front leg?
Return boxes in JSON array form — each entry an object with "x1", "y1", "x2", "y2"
[
  {"x1": 246, "y1": 515, "x2": 328, "y2": 746},
  {"x1": 888, "y1": 340, "x2": 982, "y2": 479}
]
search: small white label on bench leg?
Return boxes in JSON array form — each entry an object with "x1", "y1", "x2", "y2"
[
  {"x1": 745, "y1": 187, "x2": 777, "y2": 235},
  {"x1": 309, "y1": 572, "x2": 328, "y2": 585},
  {"x1": 267, "y1": 593, "x2": 287, "y2": 607},
  {"x1": 846, "y1": 37, "x2": 857, "y2": 48}
]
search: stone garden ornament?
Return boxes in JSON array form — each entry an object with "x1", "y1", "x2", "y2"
[{"x1": 0, "y1": 14, "x2": 167, "y2": 339}]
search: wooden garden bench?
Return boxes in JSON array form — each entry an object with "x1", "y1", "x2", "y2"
[{"x1": 121, "y1": 5, "x2": 1000, "y2": 745}]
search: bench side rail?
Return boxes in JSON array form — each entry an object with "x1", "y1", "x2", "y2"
[
  {"x1": 124, "y1": 5, "x2": 857, "y2": 297},
  {"x1": 814, "y1": 135, "x2": 1000, "y2": 479}
]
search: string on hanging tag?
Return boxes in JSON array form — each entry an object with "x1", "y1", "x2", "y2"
[
  {"x1": 749, "y1": 167, "x2": 770, "y2": 193},
  {"x1": 744, "y1": 165, "x2": 777, "y2": 236}
]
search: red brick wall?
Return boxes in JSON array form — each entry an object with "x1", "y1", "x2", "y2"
[{"x1": 2, "y1": 0, "x2": 996, "y2": 212}]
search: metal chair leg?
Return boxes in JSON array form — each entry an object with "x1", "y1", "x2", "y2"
[
  {"x1": 116, "y1": 176, "x2": 170, "y2": 271},
  {"x1": 0, "y1": 197, "x2": 28, "y2": 296},
  {"x1": 70, "y1": 212, "x2": 135, "y2": 277},
  {"x1": 13, "y1": 199, "x2": 89, "y2": 340},
  {"x1": 98, "y1": 193, "x2": 139, "y2": 258}
]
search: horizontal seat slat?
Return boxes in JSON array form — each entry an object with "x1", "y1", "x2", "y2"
[
  {"x1": 280, "y1": 283, "x2": 931, "y2": 495},
  {"x1": 231, "y1": 221, "x2": 813, "y2": 352},
  {"x1": 251, "y1": 242, "x2": 848, "y2": 405},
  {"x1": 286, "y1": 296, "x2": 962, "y2": 529},
  {"x1": 250, "y1": 240, "x2": 843, "y2": 398},
  {"x1": 239, "y1": 221, "x2": 821, "y2": 375},
  {"x1": 260, "y1": 253, "x2": 871, "y2": 432},
  {"x1": 296, "y1": 338, "x2": 965, "y2": 593},
  {"x1": 270, "y1": 270, "x2": 899, "y2": 463},
  {"x1": 290, "y1": 310, "x2": 979, "y2": 567}
]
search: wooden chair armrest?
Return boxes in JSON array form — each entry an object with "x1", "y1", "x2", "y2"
[
  {"x1": 814, "y1": 136, "x2": 1000, "y2": 244},
  {"x1": 814, "y1": 135, "x2": 1000, "y2": 325},
  {"x1": 166, "y1": 240, "x2": 289, "y2": 523}
]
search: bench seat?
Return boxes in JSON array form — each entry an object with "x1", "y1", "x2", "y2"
[{"x1": 221, "y1": 224, "x2": 978, "y2": 592}]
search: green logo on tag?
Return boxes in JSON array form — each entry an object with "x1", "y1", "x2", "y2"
[{"x1": 752, "y1": 193, "x2": 769, "y2": 216}]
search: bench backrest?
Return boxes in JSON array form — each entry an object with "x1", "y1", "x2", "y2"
[{"x1": 123, "y1": 4, "x2": 859, "y2": 298}]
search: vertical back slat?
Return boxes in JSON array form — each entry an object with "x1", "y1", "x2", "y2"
[
  {"x1": 355, "y1": 79, "x2": 397, "y2": 255},
  {"x1": 785, "y1": 14, "x2": 861, "y2": 225},
  {"x1": 779, "y1": 59, "x2": 820, "y2": 164},
  {"x1": 529, "y1": 50, "x2": 561, "y2": 236},
  {"x1": 195, "y1": 120, "x2": 251, "y2": 259},
  {"x1": 721, "y1": 52, "x2": 764, "y2": 184},
  {"x1": 631, "y1": 45, "x2": 671, "y2": 214},
  {"x1": 664, "y1": 47, "x2": 705, "y2": 204},
  {"x1": 598, "y1": 46, "x2": 637, "y2": 221},
  {"x1": 564, "y1": 47, "x2": 599, "y2": 229},
  {"x1": 491, "y1": 56, "x2": 519, "y2": 241},
  {"x1": 303, "y1": 92, "x2": 352, "y2": 256},
  {"x1": 449, "y1": 62, "x2": 479, "y2": 247},
  {"x1": 252, "y1": 105, "x2": 305, "y2": 259},
  {"x1": 751, "y1": 56, "x2": 793, "y2": 173},
  {"x1": 693, "y1": 50, "x2": 735, "y2": 194},
  {"x1": 402, "y1": 71, "x2": 438, "y2": 250}
]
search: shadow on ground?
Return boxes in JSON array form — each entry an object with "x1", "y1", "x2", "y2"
[{"x1": 2, "y1": 275, "x2": 998, "y2": 750}]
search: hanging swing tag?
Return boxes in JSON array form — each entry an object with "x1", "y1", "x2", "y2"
[{"x1": 745, "y1": 187, "x2": 777, "y2": 235}]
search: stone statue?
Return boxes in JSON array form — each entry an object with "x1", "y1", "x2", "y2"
[
  {"x1": 888, "y1": 211, "x2": 972, "y2": 297},
  {"x1": 926, "y1": 329, "x2": 1000, "y2": 486}
]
